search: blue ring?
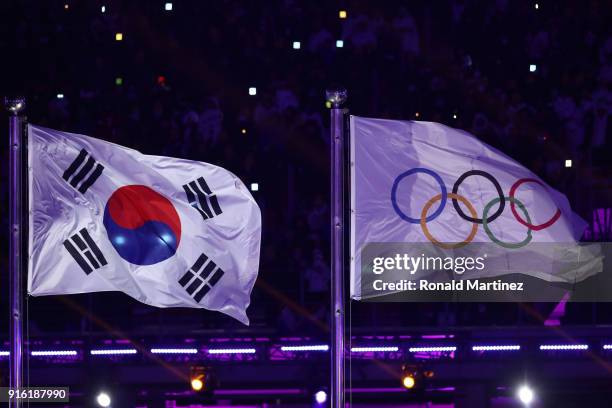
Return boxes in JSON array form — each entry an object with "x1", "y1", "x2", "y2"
[{"x1": 391, "y1": 168, "x2": 447, "y2": 224}]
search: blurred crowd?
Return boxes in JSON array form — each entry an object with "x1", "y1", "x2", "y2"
[{"x1": 0, "y1": 0, "x2": 611, "y2": 336}]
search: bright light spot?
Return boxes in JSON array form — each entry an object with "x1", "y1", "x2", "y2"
[
  {"x1": 115, "y1": 33, "x2": 123, "y2": 41},
  {"x1": 565, "y1": 159, "x2": 572, "y2": 168},
  {"x1": 535, "y1": 3, "x2": 539, "y2": 9},
  {"x1": 336, "y1": 40, "x2": 344, "y2": 48},
  {"x1": 114, "y1": 236, "x2": 125, "y2": 245},
  {"x1": 325, "y1": 101, "x2": 332, "y2": 109},
  {"x1": 56, "y1": 94, "x2": 64, "y2": 99},
  {"x1": 452, "y1": 113, "x2": 458, "y2": 119},
  {"x1": 250, "y1": 183, "x2": 259, "y2": 192},
  {"x1": 415, "y1": 112, "x2": 420, "y2": 118},
  {"x1": 339, "y1": 10, "x2": 347, "y2": 19},
  {"x1": 115, "y1": 77, "x2": 123, "y2": 86},
  {"x1": 101, "y1": 5, "x2": 106, "y2": 13},
  {"x1": 191, "y1": 377, "x2": 204, "y2": 392},
  {"x1": 165, "y1": 2, "x2": 173, "y2": 11},
  {"x1": 241, "y1": 128, "x2": 247, "y2": 134},
  {"x1": 315, "y1": 390, "x2": 327, "y2": 404},
  {"x1": 292, "y1": 41, "x2": 301, "y2": 49},
  {"x1": 96, "y1": 392, "x2": 111, "y2": 407},
  {"x1": 64, "y1": 4, "x2": 69, "y2": 10},
  {"x1": 248, "y1": 87, "x2": 257, "y2": 96},
  {"x1": 529, "y1": 64, "x2": 537, "y2": 72},
  {"x1": 402, "y1": 375, "x2": 416, "y2": 389},
  {"x1": 517, "y1": 385, "x2": 534, "y2": 405}
]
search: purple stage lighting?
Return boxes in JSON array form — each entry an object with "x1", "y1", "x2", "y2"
[
  {"x1": 150, "y1": 348, "x2": 198, "y2": 354},
  {"x1": 91, "y1": 348, "x2": 138, "y2": 355},
  {"x1": 472, "y1": 345, "x2": 521, "y2": 351},
  {"x1": 539, "y1": 344, "x2": 588, "y2": 351},
  {"x1": 603, "y1": 345, "x2": 612, "y2": 350},
  {"x1": 31, "y1": 350, "x2": 78, "y2": 356},
  {"x1": 280, "y1": 345, "x2": 329, "y2": 352},
  {"x1": 409, "y1": 346, "x2": 456, "y2": 353},
  {"x1": 350, "y1": 346, "x2": 399, "y2": 353},
  {"x1": 207, "y1": 348, "x2": 256, "y2": 354}
]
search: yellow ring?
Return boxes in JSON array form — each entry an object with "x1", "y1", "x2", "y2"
[{"x1": 420, "y1": 193, "x2": 479, "y2": 249}]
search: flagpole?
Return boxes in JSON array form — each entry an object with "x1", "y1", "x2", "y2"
[
  {"x1": 326, "y1": 88, "x2": 347, "y2": 408},
  {"x1": 6, "y1": 97, "x2": 26, "y2": 408}
]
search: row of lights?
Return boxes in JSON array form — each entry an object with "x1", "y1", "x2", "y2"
[{"x1": 4, "y1": 343, "x2": 598, "y2": 357}]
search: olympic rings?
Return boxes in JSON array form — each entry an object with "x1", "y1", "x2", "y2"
[
  {"x1": 482, "y1": 196, "x2": 532, "y2": 249},
  {"x1": 420, "y1": 193, "x2": 479, "y2": 249},
  {"x1": 452, "y1": 170, "x2": 505, "y2": 224},
  {"x1": 509, "y1": 178, "x2": 561, "y2": 231},
  {"x1": 390, "y1": 167, "x2": 563, "y2": 249},
  {"x1": 391, "y1": 168, "x2": 447, "y2": 224}
]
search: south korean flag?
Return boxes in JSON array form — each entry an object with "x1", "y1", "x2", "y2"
[{"x1": 27, "y1": 125, "x2": 261, "y2": 324}]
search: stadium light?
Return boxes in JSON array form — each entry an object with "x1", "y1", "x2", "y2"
[
  {"x1": 190, "y1": 366, "x2": 208, "y2": 392},
  {"x1": 336, "y1": 40, "x2": 344, "y2": 48},
  {"x1": 452, "y1": 113, "x2": 458, "y2": 119},
  {"x1": 565, "y1": 159, "x2": 572, "y2": 168},
  {"x1": 115, "y1": 33, "x2": 123, "y2": 41},
  {"x1": 529, "y1": 64, "x2": 537, "y2": 72},
  {"x1": 56, "y1": 94, "x2": 64, "y2": 99},
  {"x1": 402, "y1": 374, "x2": 415, "y2": 389},
  {"x1": 517, "y1": 384, "x2": 534, "y2": 405},
  {"x1": 292, "y1": 41, "x2": 301, "y2": 50},
  {"x1": 207, "y1": 348, "x2": 256, "y2": 354},
  {"x1": 351, "y1": 346, "x2": 399, "y2": 353},
  {"x1": 339, "y1": 10, "x2": 347, "y2": 19},
  {"x1": 241, "y1": 128, "x2": 247, "y2": 134},
  {"x1": 535, "y1": 3, "x2": 539, "y2": 10},
  {"x1": 281, "y1": 345, "x2": 329, "y2": 352},
  {"x1": 250, "y1": 183, "x2": 259, "y2": 192},
  {"x1": 165, "y1": 2, "x2": 173, "y2": 11},
  {"x1": 249, "y1": 87, "x2": 257, "y2": 96},
  {"x1": 101, "y1": 5, "x2": 106, "y2": 13},
  {"x1": 64, "y1": 4, "x2": 69, "y2": 10},
  {"x1": 96, "y1": 392, "x2": 111, "y2": 407},
  {"x1": 314, "y1": 389, "x2": 328, "y2": 404}
]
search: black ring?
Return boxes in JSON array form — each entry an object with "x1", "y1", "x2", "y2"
[{"x1": 452, "y1": 170, "x2": 505, "y2": 224}]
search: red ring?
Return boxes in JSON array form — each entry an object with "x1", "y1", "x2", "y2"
[{"x1": 509, "y1": 178, "x2": 561, "y2": 231}]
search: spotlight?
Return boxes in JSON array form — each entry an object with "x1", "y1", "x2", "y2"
[
  {"x1": 248, "y1": 87, "x2": 257, "y2": 96},
  {"x1": 402, "y1": 374, "x2": 416, "y2": 389},
  {"x1": 314, "y1": 389, "x2": 327, "y2": 404},
  {"x1": 293, "y1": 41, "x2": 301, "y2": 50},
  {"x1": 535, "y1": 3, "x2": 539, "y2": 10},
  {"x1": 165, "y1": 2, "x2": 173, "y2": 11},
  {"x1": 336, "y1": 40, "x2": 344, "y2": 48},
  {"x1": 250, "y1": 183, "x2": 259, "y2": 192},
  {"x1": 529, "y1": 64, "x2": 537, "y2": 72},
  {"x1": 190, "y1": 366, "x2": 208, "y2": 392},
  {"x1": 115, "y1": 33, "x2": 123, "y2": 41},
  {"x1": 96, "y1": 392, "x2": 111, "y2": 407},
  {"x1": 101, "y1": 5, "x2": 106, "y2": 13},
  {"x1": 191, "y1": 376, "x2": 204, "y2": 392},
  {"x1": 517, "y1": 385, "x2": 534, "y2": 405},
  {"x1": 241, "y1": 128, "x2": 247, "y2": 134},
  {"x1": 339, "y1": 10, "x2": 347, "y2": 19},
  {"x1": 56, "y1": 94, "x2": 64, "y2": 99},
  {"x1": 565, "y1": 159, "x2": 572, "y2": 168},
  {"x1": 452, "y1": 113, "x2": 458, "y2": 119},
  {"x1": 64, "y1": 4, "x2": 69, "y2": 10}
]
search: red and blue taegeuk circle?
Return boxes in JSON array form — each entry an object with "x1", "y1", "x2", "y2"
[{"x1": 103, "y1": 185, "x2": 181, "y2": 265}]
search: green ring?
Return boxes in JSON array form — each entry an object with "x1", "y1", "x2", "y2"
[{"x1": 482, "y1": 196, "x2": 533, "y2": 249}]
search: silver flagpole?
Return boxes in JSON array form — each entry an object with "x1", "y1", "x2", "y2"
[
  {"x1": 326, "y1": 88, "x2": 347, "y2": 408},
  {"x1": 6, "y1": 97, "x2": 26, "y2": 408}
]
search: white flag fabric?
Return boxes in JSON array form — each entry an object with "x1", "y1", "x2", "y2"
[
  {"x1": 28, "y1": 125, "x2": 261, "y2": 324},
  {"x1": 350, "y1": 116, "x2": 601, "y2": 299}
]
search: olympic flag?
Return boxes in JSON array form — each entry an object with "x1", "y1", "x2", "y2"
[
  {"x1": 27, "y1": 125, "x2": 261, "y2": 324},
  {"x1": 350, "y1": 116, "x2": 602, "y2": 299}
]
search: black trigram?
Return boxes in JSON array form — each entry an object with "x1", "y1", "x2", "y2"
[
  {"x1": 182, "y1": 177, "x2": 222, "y2": 220},
  {"x1": 178, "y1": 253, "x2": 225, "y2": 302},
  {"x1": 63, "y1": 228, "x2": 108, "y2": 274},
  {"x1": 62, "y1": 148, "x2": 104, "y2": 194}
]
